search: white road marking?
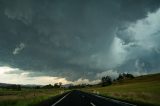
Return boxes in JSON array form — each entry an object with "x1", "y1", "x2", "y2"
[
  {"x1": 90, "y1": 102, "x2": 96, "y2": 106},
  {"x1": 94, "y1": 94, "x2": 136, "y2": 106},
  {"x1": 51, "y1": 92, "x2": 71, "y2": 106}
]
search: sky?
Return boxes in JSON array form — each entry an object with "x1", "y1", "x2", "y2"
[{"x1": 0, "y1": 0, "x2": 160, "y2": 85}]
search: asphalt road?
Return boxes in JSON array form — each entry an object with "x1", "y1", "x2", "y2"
[{"x1": 51, "y1": 90, "x2": 136, "y2": 106}]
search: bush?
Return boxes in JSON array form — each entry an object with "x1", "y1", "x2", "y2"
[
  {"x1": 101, "y1": 76, "x2": 112, "y2": 87},
  {"x1": 42, "y1": 84, "x2": 54, "y2": 89},
  {"x1": 117, "y1": 73, "x2": 134, "y2": 81},
  {"x1": 5, "y1": 85, "x2": 21, "y2": 91}
]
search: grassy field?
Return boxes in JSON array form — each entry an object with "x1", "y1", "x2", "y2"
[
  {"x1": 1, "y1": 73, "x2": 160, "y2": 106},
  {"x1": 81, "y1": 73, "x2": 160, "y2": 106},
  {"x1": 0, "y1": 88, "x2": 66, "y2": 106}
]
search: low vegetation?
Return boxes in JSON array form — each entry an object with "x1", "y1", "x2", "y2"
[
  {"x1": 0, "y1": 73, "x2": 160, "y2": 106},
  {"x1": 81, "y1": 73, "x2": 160, "y2": 106},
  {"x1": 0, "y1": 88, "x2": 66, "y2": 106}
]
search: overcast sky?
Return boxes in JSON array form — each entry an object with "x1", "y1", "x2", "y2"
[{"x1": 0, "y1": 0, "x2": 160, "y2": 85}]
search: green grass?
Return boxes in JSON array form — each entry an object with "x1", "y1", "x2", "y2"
[
  {"x1": 0, "y1": 88, "x2": 66, "y2": 106},
  {"x1": 1, "y1": 73, "x2": 160, "y2": 106},
  {"x1": 81, "y1": 73, "x2": 160, "y2": 106}
]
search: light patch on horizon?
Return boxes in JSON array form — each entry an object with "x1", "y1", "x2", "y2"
[
  {"x1": 0, "y1": 66, "x2": 100, "y2": 85},
  {"x1": 0, "y1": 66, "x2": 70, "y2": 85},
  {"x1": 13, "y1": 43, "x2": 25, "y2": 55},
  {"x1": 72, "y1": 78, "x2": 100, "y2": 85}
]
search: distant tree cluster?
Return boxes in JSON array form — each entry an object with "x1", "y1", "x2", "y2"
[
  {"x1": 42, "y1": 82, "x2": 62, "y2": 89},
  {"x1": 101, "y1": 76, "x2": 112, "y2": 87},
  {"x1": 34, "y1": 86, "x2": 40, "y2": 89},
  {"x1": 100, "y1": 73, "x2": 134, "y2": 87},
  {"x1": 4, "y1": 85, "x2": 21, "y2": 91},
  {"x1": 53, "y1": 82, "x2": 62, "y2": 88},
  {"x1": 42, "y1": 84, "x2": 54, "y2": 89},
  {"x1": 116, "y1": 73, "x2": 134, "y2": 81}
]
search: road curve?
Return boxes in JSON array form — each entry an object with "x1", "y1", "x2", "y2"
[{"x1": 51, "y1": 90, "x2": 136, "y2": 106}]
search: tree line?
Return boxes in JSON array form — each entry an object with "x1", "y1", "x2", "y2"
[
  {"x1": 1, "y1": 73, "x2": 134, "y2": 90},
  {"x1": 101, "y1": 73, "x2": 134, "y2": 87}
]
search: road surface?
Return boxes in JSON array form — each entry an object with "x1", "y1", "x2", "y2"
[{"x1": 51, "y1": 90, "x2": 136, "y2": 106}]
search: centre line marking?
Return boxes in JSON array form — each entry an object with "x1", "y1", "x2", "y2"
[
  {"x1": 90, "y1": 102, "x2": 96, "y2": 106},
  {"x1": 51, "y1": 92, "x2": 71, "y2": 106}
]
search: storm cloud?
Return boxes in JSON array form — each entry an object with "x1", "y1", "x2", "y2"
[{"x1": 0, "y1": 0, "x2": 160, "y2": 83}]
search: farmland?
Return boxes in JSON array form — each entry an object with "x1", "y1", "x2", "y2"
[{"x1": 81, "y1": 73, "x2": 160, "y2": 106}]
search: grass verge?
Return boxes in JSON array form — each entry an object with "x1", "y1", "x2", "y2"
[
  {"x1": 81, "y1": 73, "x2": 160, "y2": 106},
  {"x1": 0, "y1": 88, "x2": 67, "y2": 106}
]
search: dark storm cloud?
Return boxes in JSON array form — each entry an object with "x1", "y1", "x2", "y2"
[{"x1": 0, "y1": 0, "x2": 160, "y2": 80}]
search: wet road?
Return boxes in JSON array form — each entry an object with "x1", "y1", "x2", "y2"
[{"x1": 51, "y1": 90, "x2": 136, "y2": 106}]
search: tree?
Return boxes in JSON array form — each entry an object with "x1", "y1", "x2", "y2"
[
  {"x1": 117, "y1": 73, "x2": 134, "y2": 81},
  {"x1": 101, "y1": 76, "x2": 112, "y2": 87},
  {"x1": 59, "y1": 82, "x2": 62, "y2": 88},
  {"x1": 17, "y1": 85, "x2": 21, "y2": 91},
  {"x1": 35, "y1": 86, "x2": 40, "y2": 89},
  {"x1": 5, "y1": 85, "x2": 21, "y2": 91},
  {"x1": 126, "y1": 73, "x2": 134, "y2": 79},
  {"x1": 54, "y1": 83, "x2": 59, "y2": 88},
  {"x1": 42, "y1": 84, "x2": 54, "y2": 89}
]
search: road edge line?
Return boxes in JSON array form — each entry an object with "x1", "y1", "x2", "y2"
[
  {"x1": 90, "y1": 102, "x2": 96, "y2": 106},
  {"x1": 51, "y1": 92, "x2": 71, "y2": 106},
  {"x1": 94, "y1": 94, "x2": 136, "y2": 106}
]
